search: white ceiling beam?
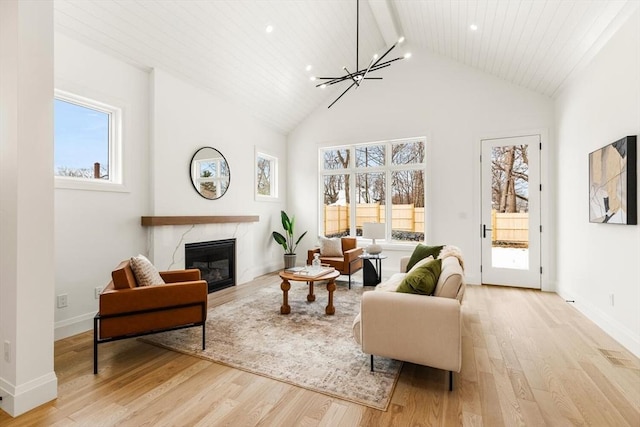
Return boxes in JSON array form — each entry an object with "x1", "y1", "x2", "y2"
[{"x1": 368, "y1": 0, "x2": 403, "y2": 47}]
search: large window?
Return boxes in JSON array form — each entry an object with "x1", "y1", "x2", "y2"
[
  {"x1": 54, "y1": 90, "x2": 122, "y2": 190},
  {"x1": 320, "y1": 138, "x2": 426, "y2": 243}
]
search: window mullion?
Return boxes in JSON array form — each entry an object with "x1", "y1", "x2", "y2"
[{"x1": 349, "y1": 146, "x2": 356, "y2": 236}]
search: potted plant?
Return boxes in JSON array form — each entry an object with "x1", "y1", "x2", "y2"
[{"x1": 272, "y1": 210, "x2": 307, "y2": 269}]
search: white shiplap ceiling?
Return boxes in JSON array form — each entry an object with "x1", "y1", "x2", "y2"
[{"x1": 54, "y1": 0, "x2": 639, "y2": 134}]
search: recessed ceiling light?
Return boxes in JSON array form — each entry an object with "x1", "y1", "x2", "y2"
[
  {"x1": 470, "y1": 24, "x2": 478, "y2": 31},
  {"x1": 306, "y1": 65, "x2": 312, "y2": 71},
  {"x1": 266, "y1": 25, "x2": 274, "y2": 33}
]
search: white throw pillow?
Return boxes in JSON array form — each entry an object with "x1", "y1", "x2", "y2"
[
  {"x1": 318, "y1": 236, "x2": 343, "y2": 257},
  {"x1": 130, "y1": 254, "x2": 165, "y2": 287},
  {"x1": 375, "y1": 273, "x2": 406, "y2": 292}
]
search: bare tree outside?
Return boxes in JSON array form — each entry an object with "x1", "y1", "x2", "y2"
[
  {"x1": 323, "y1": 149, "x2": 351, "y2": 206},
  {"x1": 321, "y1": 139, "x2": 426, "y2": 241},
  {"x1": 356, "y1": 172, "x2": 385, "y2": 204},
  {"x1": 491, "y1": 145, "x2": 529, "y2": 213},
  {"x1": 391, "y1": 141, "x2": 425, "y2": 240},
  {"x1": 323, "y1": 174, "x2": 350, "y2": 205},
  {"x1": 490, "y1": 144, "x2": 529, "y2": 250},
  {"x1": 355, "y1": 145, "x2": 384, "y2": 167},
  {"x1": 392, "y1": 170, "x2": 424, "y2": 206},
  {"x1": 256, "y1": 156, "x2": 271, "y2": 196},
  {"x1": 392, "y1": 141, "x2": 424, "y2": 165}
]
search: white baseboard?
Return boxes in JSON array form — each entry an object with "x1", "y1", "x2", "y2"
[
  {"x1": 0, "y1": 372, "x2": 57, "y2": 417},
  {"x1": 464, "y1": 273, "x2": 481, "y2": 285},
  {"x1": 557, "y1": 286, "x2": 640, "y2": 358},
  {"x1": 54, "y1": 311, "x2": 95, "y2": 341},
  {"x1": 248, "y1": 261, "x2": 282, "y2": 279}
]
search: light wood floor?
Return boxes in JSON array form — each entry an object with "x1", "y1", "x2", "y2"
[{"x1": 2, "y1": 274, "x2": 639, "y2": 426}]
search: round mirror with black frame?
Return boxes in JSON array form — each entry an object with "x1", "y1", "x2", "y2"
[{"x1": 189, "y1": 147, "x2": 230, "y2": 200}]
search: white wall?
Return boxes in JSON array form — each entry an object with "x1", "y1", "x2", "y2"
[
  {"x1": 52, "y1": 36, "x2": 290, "y2": 340},
  {"x1": 150, "y1": 69, "x2": 288, "y2": 278},
  {"x1": 53, "y1": 33, "x2": 150, "y2": 339},
  {"x1": 288, "y1": 46, "x2": 555, "y2": 282},
  {"x1": 0, "y1": 0, "x2": 57, "y2": 416},
  {"x1": 555, "y1": 10, "x2": 640, "y2": 356}
]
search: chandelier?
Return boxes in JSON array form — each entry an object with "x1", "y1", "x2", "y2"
[{"x1": 312, "y1": 0, "x2": 410, "y2": 108}]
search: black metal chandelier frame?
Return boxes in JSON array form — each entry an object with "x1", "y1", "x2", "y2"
[{"x1": 315, "y1": 0, "x2": 407, "y2": 108}]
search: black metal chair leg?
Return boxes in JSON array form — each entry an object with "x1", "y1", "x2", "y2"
[
  {"x1": 370, "y1": 355, "x2": 374, "y2": 372},
  {"x1": 93, "y1": 316, "x2": 99, "y2": 374},
  {"x1": 202, "y1": 323, "x2": 206, "y2": 350},
  {"x1": 449, "y1": 371, "x2": 453, "y2": 391}
]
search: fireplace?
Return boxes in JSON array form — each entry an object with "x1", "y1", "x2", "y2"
[{"x1": 185, "y1": 239, "x2": 235, "y2": 293}]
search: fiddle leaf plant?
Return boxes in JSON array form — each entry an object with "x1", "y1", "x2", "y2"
[{"x1": 272, "y1": 210, "x2": 307, "y2": 255}]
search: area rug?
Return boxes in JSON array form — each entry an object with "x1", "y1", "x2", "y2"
[{"x1": 142, "y1": 277, "x2": 402, "y2": 411}]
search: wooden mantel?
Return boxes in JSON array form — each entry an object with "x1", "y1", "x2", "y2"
[{"x1": 141, "y1": 215, "x2": 259, "y2": 226}]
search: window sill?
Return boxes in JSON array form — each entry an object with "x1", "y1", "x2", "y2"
[
  {"x1": 55, "y1": 177, "x2": 129, "y2": 193},
  {"x1": 356, "y1": 239, "x2": 419, "y2": 252},
  {"x1": 255, "y1": 194, "x2": 280, "y2": 203}
]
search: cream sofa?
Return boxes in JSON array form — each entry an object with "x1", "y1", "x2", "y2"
[{"x1": 352, "y1": 254, "x2": 465, "y2": 390}]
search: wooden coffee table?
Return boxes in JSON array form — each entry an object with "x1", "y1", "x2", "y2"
[{"x1": 278, "y1": 269, "x2": 340, "y2": 315}]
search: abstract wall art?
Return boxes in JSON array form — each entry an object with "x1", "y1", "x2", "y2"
[{"x1": 589, "y1": 136, "x2": 637, "y2": 224}]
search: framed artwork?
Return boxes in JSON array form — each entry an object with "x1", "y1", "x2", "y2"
[{"x1": 589, "y1": 135, "x2": 637, "y2": 224}]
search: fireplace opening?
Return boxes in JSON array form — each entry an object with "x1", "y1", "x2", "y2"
[{"x1": 185, "y1": 239, "x2": 235, "y2": 293}]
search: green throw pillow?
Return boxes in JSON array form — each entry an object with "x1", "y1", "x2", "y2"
[
  {"x1": 397, "y1": 258, "x2": 442, "y2": 295},
  {"x1": 405, "y1": 244, "x2": 444, "y2": 272}
]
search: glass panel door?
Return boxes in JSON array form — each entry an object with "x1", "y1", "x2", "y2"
[{"x1": 481, "y1": 135, "x2": 541, "y2": 288}]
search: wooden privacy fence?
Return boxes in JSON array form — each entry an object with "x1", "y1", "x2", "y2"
[
  {"x1": 492, "y1": 210, "x2": 529, "y2": 245},
  {"x1": 324, "y1": 206, "x2": 527, "y2": 244},
  {"x1": 324, "y1": 204, "x2": 425, "y2": 235}
]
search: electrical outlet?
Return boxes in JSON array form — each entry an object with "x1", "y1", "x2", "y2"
[
  {"x1": 57, "y1": 294, "x2": 68, "y2": 308},
  {"x1": 94, "y1": 286, "x2": 102, "y2": 299},
  {"x1": 3, "y1": 341, "x2": 10, "y2": 363}
]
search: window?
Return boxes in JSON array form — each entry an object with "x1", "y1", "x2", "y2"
[
  {"x1": 320, "y1": 138, "x2": 426, "y2": 243},
  {"x1": 256, "y1": 150, "x2": 278, "y2": 199},
  {"x1": 54, "y1": 90, "x2": 123, "y2": 190}
]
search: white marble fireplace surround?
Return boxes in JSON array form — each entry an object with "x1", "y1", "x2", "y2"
[{"x1": 147, "y1": 221, "x2": 254, "y2": 286}]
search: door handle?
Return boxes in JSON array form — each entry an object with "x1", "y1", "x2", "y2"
[{"x1": 482, "y1": 224, "x2": 492, "y2": 238}]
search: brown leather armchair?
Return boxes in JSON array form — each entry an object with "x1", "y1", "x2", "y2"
[
  {"x1": 94, "y1": 260, "x2": 208, "y2": 374},
  {"x1": 307, "y1": 237, "x2": 363, "y2": 288}
]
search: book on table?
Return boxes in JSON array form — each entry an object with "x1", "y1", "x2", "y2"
[{"x1": 290, "y1": 266, "x2": 335, "y2": 279}]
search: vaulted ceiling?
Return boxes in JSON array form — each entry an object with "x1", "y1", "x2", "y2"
[{"x1": 54, "y1": 0, "x2": 639, "y2": 134}]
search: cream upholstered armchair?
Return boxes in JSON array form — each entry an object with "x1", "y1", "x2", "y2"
[
  {"x1": 307, "y1": 237, "x2": 363, "y2": 288},
  {"x1": 352, "y1": 253, "x2": 465, "y2": 390}
]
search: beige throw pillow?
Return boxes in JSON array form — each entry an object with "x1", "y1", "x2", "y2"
[
  {"x1": 130, "y1": 254, "x2": 165, "y2": 287},
  {"x1": 407, "y1": 255, "x2": 434, "y2": 274},
  {"x1": 319, "y1": 236, "x2": 343, "y2": 257}
]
